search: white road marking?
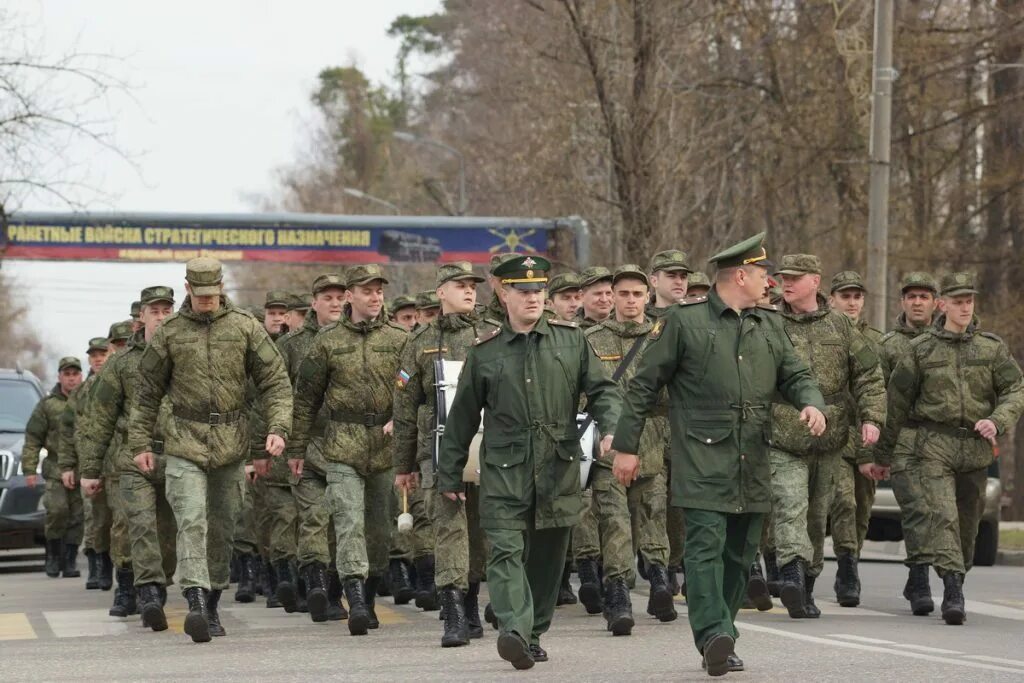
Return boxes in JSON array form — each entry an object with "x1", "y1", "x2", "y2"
[
  {"x1": 43, "y1": 609, "x2": 131, "y2": 638},
  {"x1": 930, "y1": 596, "x2": 1024, "y2": 622},
  {"x1": 963, "y1": 655, "x2": 1024, "y2": 668},
  {"x1": 826, "y1": 634, "x2": 963, "y2": 655}
]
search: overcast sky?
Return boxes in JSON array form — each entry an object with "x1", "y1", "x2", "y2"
[{"x1": 3, "y1": 0, "x2": 440, "y2": 381}]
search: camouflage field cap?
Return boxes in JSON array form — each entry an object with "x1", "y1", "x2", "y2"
[
  {"x1": 940, "y1": 272, "x2": 979, "y2": 297},
  {"x1": 708, "y1": 232, "x2": 771, "y2": 269},
  {"x1": 547, "y1": 271, "x2": 582, "y2": 295},
  {"x1": 288, "y1": 293, "x2": 311, "y2": 312},
  {"x1": 264, "y1": 290, "x2": 291, "y2": 309},
  {"x1": 579, "y1": 266, "x2": 613, "y2": 288},
  {"x1": 140, "y1": 286, "x2": 175, "y2": 306},
  {"x1": 687, "y1": 271, "x2": 711, "y2": 292},
  {"x1": 900, "y1": 271, "x2": 938, "y2": 294},
  {"x1": 488, "y1": 252, "x2": 519, "y2": 275},
  {"x1": 494, "y1": 255, "x2": 551, "y2": 291},
  {"x1": 130, "y1": 301, "x2": 141, "y2": 320},
  {"x1": 312, "y1": 273, "x2": 346, "y2": 295},
  {"x1": 648, "y1": 250, "x2": 691, "y2": 274},
  {"x1": 185, "y1": 257, "x2": 223, "y2": 296},
  {"x1": 436, "y1": 261, "x2": 484, "y2": 287},
  {"x1": 830, "y1": 270, "x2": 866, "y2": 293},
  {"x1": 108, "y1": 320, "x2": 134, "y2": 341},
  {"x1": 775, "y1": 254, "x2": 822, "y2": 276},
  {"x1": 612, "y1": 264, "x2": 650, "y2": 287},
  {"x1": 390, "y1": 295, "x2": 416, "y2": 313},
  {"x1": 58, "y1": 356, "x2": 82, "y2": 372},
  {"x1": 87, "y1": 337, "x2": 109, "y2": 353},
  {"x1": 345, "y1": 264, "x2": 388, "y2": 288},
  {"x1": 415, "y1": 290, "x2": 441, "y2": 310}
]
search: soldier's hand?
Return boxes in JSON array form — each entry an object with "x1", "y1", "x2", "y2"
[
  {"x1": 800, "y1": 406, "x2": 827, "y2": 436},
  {"x1": 383, "y1": 420, "x2": 394, "y2": 437},
  {"x1": 61, "y1": 471, "x2": 77, "y2": 490},
  {"x1": 395, "y1": 473, "x2": 419, "y2": 493},
  {"x1": 253, "y1": 458, "x2": 270, "y2": 477},
  {"x1": 861, "y1": 422, "x2": 880, "y2": 447},
  {"x1": 25, "y1": 474, "x2": 38, "y2": 488},
  {"x1": 134, "y1": 452, "x2": 156, "y2": 474},
  {"x1": 265, "y1": 434, "x2": 286, "y2": 457},
  {"x1": 288, "y1": 458, "x2": 304, "y2": 477},
  {"x1": 443, "y1": 491, "x2": 467, "y2": 502},
  {"x1": 599, "y1": 434, "x2": 614, "y2": 457},
  {"x1": 612, "y1": 452, "x2": 640, "y2": 488},
  {"x1": 857, "y1": 463, "x2": 889, "y2": 481},
  {"x1": 81, "y1": 478, "x2": 103, "y2": 497},
  {"x1": 974, "y1": 419, "x2": 997, "y2": 442}
]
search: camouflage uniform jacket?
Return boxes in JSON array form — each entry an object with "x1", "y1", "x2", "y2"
[
  {"x1": 846, "y1": 318, "x2": 884, "y2": 464},
  {"x1": 20, "y1": 385, "x2": 68, "y2": 480},
  {"x1": 483, "y1": 293, "x2": 505, "y2": 323},
  {"x1": 276, "y1": 310, "x2": 330, "y2": 475},
  {"x1": 288, "y1": 309, "x2": 408, "y2": 475},
  {"x1": 584, "y1": 317, "x2": 667, "y2": 478},
  {"x1": 392, "y1": 312, "x2": 501, "y2": 475},
  {"x1": 127, "y1": 296, "x2": 292, "y2": 469},
  {"x1": 56, "y1": 373, "x2": 97, "y2": 474},
  {"x1": 771, "y1": 294, "x2": 886, "y2": 455},
  {"x1": 80, "y1": 335, "x2": 171, "y2": 479},
  {"x1": 879, "y1": 312, "x2": 931, "y2": 383},
  {"x1": 876, "y1": 316, "x2": 1024, "y2": 469}
]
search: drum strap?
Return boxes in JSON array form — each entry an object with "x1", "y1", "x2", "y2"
[{"x1": 577, "y1": 335, "x2": 645, "y2": 439}]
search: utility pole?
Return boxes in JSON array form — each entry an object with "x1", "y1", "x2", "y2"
[{"x1": 866, "y1": 0, "x2": 895, "y2": 330}]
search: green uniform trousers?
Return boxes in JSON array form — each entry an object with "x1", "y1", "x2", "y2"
[
  {"x1": 120, "y1": 469, "x2": 177, "y2": 586},
  {"x1": 571, "y1": 489, "x2": 600, "y2": 560},
  {"x1": 890, "y1": 429, "x2": 932, "y2": 567},
  {"x1": 391, "y1": 484, "x2": 432, "y2": 561},
  {"x1": 324, "y1": 462, "x2": 393, "y2": 580},
  {"x1": 82, "y1": 487, "x2": 111, "y2": 552},
  {"x1": 665, "y1": 460, "x2": 686, "y2": 568},
  {"x1": 486, "y1": 523, "x2": 571, "y2": 646},
  {"x1": 769, "y1": 448, "x2": 838, "y2": 578},
  {"x1": 106, "y1": 473, "x2": 132, "y2": 568},
  {"x1": 164, "y1": 456, "x2": 244, "y2": 591},
  {"x1": 264, "y1": 483, "x2": 297, "y2": 563},
  {"x1": 591, "y1": 468, "x2": 669, "y2": 583},
  {"x1": 232, "y1": 475, "x2": 259, "y2": 556},
  {"x1": 253, "y1": 478, "x2": 272, "y2": 559},
  {"x1": 43, "y1": 478, "x2": 84, "y2": 543},
  {"x1": 830, "y1": 457, "x2": 876, "y2": 556},
  {"x1": 424, "y1": 476, "x2": 488, "y2": 590},
  {"x1": 684, "y1": 509, "x2": 763, "y2": 653}
]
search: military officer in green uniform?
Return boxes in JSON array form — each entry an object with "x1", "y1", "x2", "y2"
[
  {"x1": 611, "y1": 234, "x2": 826, "y2": 676},
  {"x1": 390, "y1": 295, "x2": 418, "y2": 332},
  {"x1": 877, "y1": 271, "x2": 939, "y2": 615},
  {"x1": 438, "y1": 255, "x2": 621, "y2": 670},
  {"x1": 127, "y1": 257, "x2": 292, "y2": 643},
  {"x1": 826, "y1": 270, "x2": 884, "y2": 607},
  {"x1": 869, "y1": 272, "x2": 1024, "y2": 625}
]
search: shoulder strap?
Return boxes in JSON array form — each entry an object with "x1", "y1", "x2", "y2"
[{"x1": 576, "y1": 335, "x2": 645, "y2": 440}]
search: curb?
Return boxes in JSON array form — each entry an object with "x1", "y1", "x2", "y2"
[{"x1": 996, "y1": 550, "x2": 1024, "y2": 567}]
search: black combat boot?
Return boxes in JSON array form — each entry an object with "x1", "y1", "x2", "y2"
[
  {"x1": 376, "y1": 571, "x2": 392, "y2": 597},
  {"x1": 344, "y1": 578, "x2": 370, "y2": 636},
  {"x1": 138, "y1": 583, "x2": 168, "y2": 632},
  {"x1": 61, "y1": 543, "x2": 80, "y2": 578},
  {"x1": 274, "y1": 559, "x2": 297, "y2": 612},
  {"x1": 803, "y1": 574, "x2": 821, "y2": 618},
  {"x1": 484, "y1": 602, "x2": 498, "y2": 630},
  {"x1": 747, "y1": 558, "x2": 774, "y2": 611},
  {"x1": 556, "y1": 562, "x2": 577, "y2": 606},
  {"x1": 603, "y1": 578, "x2": 634, "y2": 636},
  {"x1": 763, "y1": 550, "x2": 781, "y2": 598},
  {"x1": 326, "y1": 569, "x2": 348, "y2": 621},
  {"x1": 440, "y1": 587, "x2": 470, "y2": 647},
  {"x1": 158, "y1": 584, "x2": 167, "y2": 607},
  {"x1": 940, "y1": 573, "x2": 965, "y2": 625},
  {"x1": 779, "y1": 559, "x2": 808, "y2": 619},
  {"x1": 234, "y1": 553, "x2": 256, "y2": 603},
  {"x1": 183, "y1": 587, "x2": 211, "y2": 643},
  {"x1": 364, "y1": 576, "x2": 382, "y2": 629},
  {"x1": 254, "y1": 555, "x2": 266, "y2": 596},
  {"x1": 903, "y1": 564, "x2": 935, "y2": 616},
  {"x1": 465, "y1": 581, "x2": 483, "y2": 639},
  {"x1": 296, "y1": 563, "x2": 309, "y2": 613},
  {"x1": 97, "y1": 552, "x2": 113, "y2": 591},
  {"x1": 207, "y1": 589, "x2": 226, "y2": 636},
  {"x1": 45, "y1": 539, "x2": 62, "y2": 577},
  {"x1": 577, "y1": 558, "x2": 604, "y2": 615},
  {"x1": 109, "y1": 567, "x2": 137, "y2": 617},
  {"x1": 667, "y1": 565, "x2": 682, "y2": 597},
  {"x1": 84, "y1": 549, "x2": 100, "y2": 589},
  {"x1": 304, "y1": 562, "x2": 329, "y2": 622},
  {"x1": 834, "y1": 551, "x2": 861, "y2": 608},
  {"x1": 413, "y1": 555, "x2": 439, "y2": 611},
  {"x1": 230, "y1": 551, "x2": 241, "y2": 584},
  {"x1": 646, "y1": 563, "x2": 678, "y2": 622},
  {"x1": 388, "y1": 558, "x2": 415, "y2": 605},
  {"x1": 265, "y1": 559, "x2": 280, "y2": 607}
]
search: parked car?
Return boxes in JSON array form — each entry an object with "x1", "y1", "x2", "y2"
[
  {"x1": 867, "y1": 460, "x2": 1002, "y2": 566},
  {"x1": 0, "y1": 367, "x2": 47, "y2": 550}
]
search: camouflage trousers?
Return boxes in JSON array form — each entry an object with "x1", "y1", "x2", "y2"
[
  {"x1": 120, "y1": 469, "x2": 177, "y2": 586},
  {"x1": 164, "y1": 456, "x2": 244, "y2": 591},
  {"x1": 253, "y1": 478, "x2": 272, "y2": 558},
  {"x1": 665, "y1": 460, "x2": 686, "y2": 567},
  {"x1": 324, "y1": 462, "x2": 393, "y2": 580},
  {"x1": 890, "y1": 429, "x2": 932, "y2": 567},
  {"x1": 390, "y1": 483, "x2": 433, "y2": 562},
  {"x1": 917, "y1": 430, "x2": 990, "y2": 577},
  {"x1": 43, "y1": 477, "x2": 83, "y2": 543},
  {"x1": 571, "y1": 488, "x2": 601, "y2": 561},
  {"x1": 232, "y1": 475, "x2": 259, "y2": 556},
  {"x1": 591, "y1": 467, "x2": 669, "y2": 583},
  {"x1": 423, "y1": 468, "x2": 487, "y2": 590},
  {"x1": 82, "y1": 486, "x2": 111, "y2": 552},
  {"x1": 769, "y1": 448, "x2": 839, "y2": 578},
  {"x1": 830, "y1": 457, "x2": 876, "y2": 556},
  {"x1": 294, "y1": 468, "x2": 335, "y2": 568},
  {"x1": 106, "y1": 472, "x2": 132, "y2": 568},
  {"x1": 264, "y1": 483, "x2": 297, "y2": 563}
]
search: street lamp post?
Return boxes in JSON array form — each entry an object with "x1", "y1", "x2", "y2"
[
  {"x1": 393, "y1": 130, "x2": 467, "y2": 215},
  {"x1": 342, "y1": 187, "x2": 401, "y2": 215}
]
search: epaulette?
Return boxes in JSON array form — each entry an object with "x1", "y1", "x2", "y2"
[
  {"x1": 583, "y1": 323, "x2": 605, "y2": 337},
  {"x1": 549, "y1": 318, "x2": 580, "y2": 328},
  {"x1": 756, "y1": 302, "x2": 779, "y2": 312},
  {"x1": 678, "y1": 295, "x2": 708, "y2": 306},
  {"x1": 408, "y1": 323, "x2": 432, "y2": 341},
  {"x1": 482, "y1": 317, "x2": 503, "y2": 328},
  {"x1": 880, "y1": 330, "x2": 898, "y2": 343},
  {"x1": 979, "y1": 331, "x2": 1004, "y2": 343},
  {"x1": 474, "y1": 327, "x2": 501, "y2": 346},
  {"x1": 229, "y1": 307, "x2": 256, "y2": 320}
]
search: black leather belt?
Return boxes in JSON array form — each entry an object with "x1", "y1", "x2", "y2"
[
  {"x1": 173, "y1": 406, "x2": 244, "y2": 425},
  {"x1": 330, "y1": 409, "x2": 391, "y2": 427},
  {"x1": 911, "y1": 420, "x2": 985, "y2": 440}
]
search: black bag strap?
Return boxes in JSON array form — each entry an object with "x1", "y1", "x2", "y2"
[{"x1": 577, "y1": 334, "x2": 645, "y2": 439}]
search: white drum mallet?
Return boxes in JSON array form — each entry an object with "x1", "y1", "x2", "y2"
[{"x1": 397, "y1": 488, "x2": 414, "y2": 533}]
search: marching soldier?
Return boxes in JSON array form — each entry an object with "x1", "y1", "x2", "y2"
[
  {"x1": 482, "y1": 253, "x2": 518, "y2": 321},
  {"x1": 611, "y1": 234, "x2": 826, "y2": 676},
  {"x1": 390, "y1": 295, "x2": 418, "y2": 332},
  {"x1": 415, "y1": 290, "x2": 441, "y2": 328},
  {"x1": 546, "y1": 272, "x2": 582, "y2": 322},
  {"x1": 107, "y1": 321, "x2": 133, "y2": 352},
  {"x1": 686, "y1": 272, "x2": 711, "y2": 298},
  {"x1": 130, "y1": 301, "x2": 143, "y2": 333},
  {"x1": 647, "y1": 250, "x2": 691, "y2": 317},
  {"x1": 438, "y1": 255, "x2": 621, "y2": 670},
  {"x1": 286, "y1": 292, "x2": 310, "y2": 333},
  {"x1": 576, "y1": 266, "x2": 614, "y2": 328}
]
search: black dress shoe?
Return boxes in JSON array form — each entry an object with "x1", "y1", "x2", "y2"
[
  {"x1": 701, "y1": 633, "x2": 735, "y2": 677},
  {"x1": 702, "y1": 652, "x2": 744, "y2": 673},
  {"x1": 528, "y1": 644, "x2": 548, "y2": 662}
]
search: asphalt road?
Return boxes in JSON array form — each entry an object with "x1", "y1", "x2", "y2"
[{"x1": 2, "y1": 554, "x2": 1023, "y2": 681}]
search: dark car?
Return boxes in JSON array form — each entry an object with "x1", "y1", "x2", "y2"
[{"x1": 0, "y1": 367, "x2": 47, "y2": 549}]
